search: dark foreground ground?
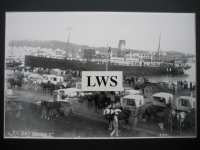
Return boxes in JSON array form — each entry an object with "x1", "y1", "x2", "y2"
[{"x1": 4, "y1": 82, "x2": 196, "y2": 139}]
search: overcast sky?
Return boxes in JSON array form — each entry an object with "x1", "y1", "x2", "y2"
[{"x1": 5, "y1": 12, "x2": 195, "y2": 54}]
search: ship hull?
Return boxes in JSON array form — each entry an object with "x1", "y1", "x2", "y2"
[
  {"x1": 25, "y1": 56, "x2": 185, "y2": 75},
  {"x1": 6, "y1": 62, "x2": 22, "y2": 68}
]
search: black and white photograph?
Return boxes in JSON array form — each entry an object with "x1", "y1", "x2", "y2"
[{"x1": 4, "y1": 12, "x2": 196, "y2": 138}]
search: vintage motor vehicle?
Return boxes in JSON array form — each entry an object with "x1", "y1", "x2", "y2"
[
  {"x1": 42, "y1": 74, "x2": 57, "y2": 83},
  {"x1": 50, "y1": 76, "x2": 70, "y2": 89},
  {"x1": 65, "y1": 78, "x2": 81, "y2": 88},
  {"x1": 174, "y1": 96, "x2": 196, "y2": 126},
  {"x1": 120, "y1": 95, "x2": 145, "y2": 127},
  {"x1": 50, "y1": 68, "x2": 62, "y2": 75},
  {"x1": 147, "y1": 92, "x2": 173, "y2": 122}
]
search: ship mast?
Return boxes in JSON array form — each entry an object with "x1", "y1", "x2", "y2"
[
  {"x1": 11, "y1": 42, "x2": 14, "y2": 61},
  {"x1": 66, "y1": 27, "x2": 73, "y2": 58},
  {"x1": 106, "y1": 41, "x2": 111, "y2": 71},
  {"x1": 157, "y1": 33, "x2": 162, "y2": 62}
]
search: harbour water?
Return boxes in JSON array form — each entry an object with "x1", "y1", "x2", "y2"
[{"x1": 126, "y1": 63, "x2": 196, "y2": 84}]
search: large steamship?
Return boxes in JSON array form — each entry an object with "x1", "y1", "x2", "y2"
[{"x1": 25, "y1": 37, "x2": 191, "y2": 75}]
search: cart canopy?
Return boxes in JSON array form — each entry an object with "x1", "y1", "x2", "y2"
[
  {"x1": 175, "y1": 96, "x2": 196, "y2": 111},
  {"x1": 55, "y1": 88, "x2": 82, "y2": 98},
  {"x1": 120, "y1": 95, "x2": 144, "y2": 109},
  {"x1": 124, "y1": 90, "x2": 140, "y2": 96},
  {"x1": 152, "y1": 92, "x2": 173, "y2": 107}
]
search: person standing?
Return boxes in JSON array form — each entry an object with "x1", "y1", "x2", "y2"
[
  {"x1": 174, "y1": 85, "x2": 178, "y2": 95},
  {"x1": 110, "y1": 94, "x2": 115, "y2": 104},
  {"x1": 190, "y1": 82, "x2": 193, "y2": 90},
  {"x1": 171, "y1": 82, "x2": 174, "y2": 94},
  {"x1": 180, "y1": 80, "x2": 183, "y2": 90},
  {"x1": 128, "y1": 79, "x2": 131, "y2": 87},
  {"x1": 132, "y1": 77, "x2": 135, "y2": 85},
  {"x1": 110, "y1": 111, "x2": 119, "y2": 137},
  {"x1": 184, "y1": 80, "x2": 188, "y2": 89},
  {"x1": 190, "y1": 91, "x2": 193, "y2": 97},
  {"x1": 173, "y1": 83, "x2": 175, "y2": 94},
  {"x1": 193, "y1": 82, "x2": 195, "y2": 90},
  {"x1": 168, "y1": 81, "x2": 171, "y2": 91},
  {"x1": 178, "y1": 84, "x2": 181, "y2": 95}
]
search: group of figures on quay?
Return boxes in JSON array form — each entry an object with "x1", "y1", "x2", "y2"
[
  {"x1": 22, "y1": 66, "x2": 81, "y2": 77},
  {"x1": 125, "y1": 75, "x2": 195, "y2": 97},
  {"x1": 5, "y1": 66, "x2": 196, "y2": 138}
]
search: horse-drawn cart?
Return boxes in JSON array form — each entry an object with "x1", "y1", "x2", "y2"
[
  {"x1": 120, "y1": 95, "x2": 145, "y2": 127},
  {"x1": 53, "y1": 88, "x2": 86, "y2": 116},
  {"x1": 5, "y1": 95, "x2": 23, "y2": 117},
  {"x1": 133, "y1": 78, "x2": 169, "y2": 97},
  {"x1": 174, "y1": 96, "x2": 196, "y2": 127},
  {"x1": 146, "y1": 92, "x2": 173, "y2": 122},
  {"x1": 58, "y1": 98, "x2": 81, "y2": 116}
]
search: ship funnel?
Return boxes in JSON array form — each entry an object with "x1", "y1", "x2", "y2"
[{"x1": 117, "y1": 40, "x2": 126, "y2": 57}]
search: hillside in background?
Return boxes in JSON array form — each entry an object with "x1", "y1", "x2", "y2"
[{"x1": 7, "y1": 40, "x2": 191, "y2": 56}]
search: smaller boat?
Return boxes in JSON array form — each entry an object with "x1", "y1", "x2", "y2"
[{"x1": 6, "y1": 61, "x2": 22, "y2": 68}]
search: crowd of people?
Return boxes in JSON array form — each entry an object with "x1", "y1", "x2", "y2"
[
  {"x1": 123, "y1": 74, "x2": 196, "y2": 97},
  {"x1": 22, "y1": 66, "x2": 82, "y2": 78},
  {"x1": 168, "y1": 80, "x2": 195, "y2": 96}
]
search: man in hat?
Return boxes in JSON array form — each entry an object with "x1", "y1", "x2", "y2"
[
  {"x1": 193, "y1": 82, "x2": 195, "y2": 90},
  {"x1": 190, "y1": 82, "x2": 193, "y2": 90},
  {"x1": 110, "y1": 111, "x2": 119, "y2": 137},
  {"x1": 168, "y1": 81, "x2": 171, "y2": 91},
  {"x1": 190, "y1": 91, "x2": 193, "y2": 97}
]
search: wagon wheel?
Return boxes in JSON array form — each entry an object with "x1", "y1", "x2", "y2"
[
  {"x1": 133, "y1": 117, "x2": 139, "y2": 127},
  {"x1": 72, "y1": 102, "x2": 80, "y2": 113},
  {"x1": 144, "y1": 86, "x2": 151, "y2": 97},
  {"x1": 15, "y1": 110, "x2": 21, "y2": 118},
  {"x1": 150, "y1": 86, "x2": 157, "y2": 95},
  {"x1": 63, "y1": 107, "x2": 70, "y2": 116}
]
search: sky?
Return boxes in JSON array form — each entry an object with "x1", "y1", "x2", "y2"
[{"x1": 5, "y1": 12, "x2": 196, "y2": 54}]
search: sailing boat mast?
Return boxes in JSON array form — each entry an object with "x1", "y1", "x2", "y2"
[
  {"x1": 157, "y1": 33, "x2": 162, "y2": 62},
  {"x1": 66, "y1": 27, "x2": 73, "y2": 58},
  {"x1": 10, "y1": 42, "x2": 14, "y2": 61}
]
